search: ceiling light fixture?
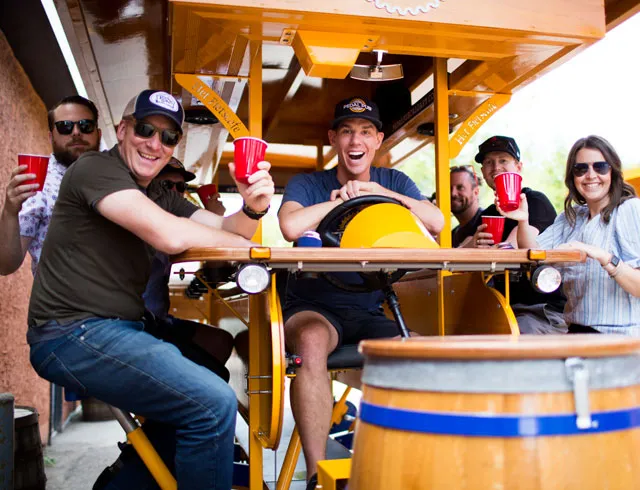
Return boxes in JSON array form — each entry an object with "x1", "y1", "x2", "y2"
[{"x1": 350, "y1": 50, "x2": 403, "y2": 82}]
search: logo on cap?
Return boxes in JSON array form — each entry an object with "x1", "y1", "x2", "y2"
[
  {"x1": 149, "y1": 92, "x2": 179, "y2": 113},
  {"x1": 343, "y1": 98, "x2": 371, "y2": 114}
]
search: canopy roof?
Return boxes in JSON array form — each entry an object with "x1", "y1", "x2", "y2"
[{"x1": 50, "y1": 0, "x2": 640, "y2": 183}]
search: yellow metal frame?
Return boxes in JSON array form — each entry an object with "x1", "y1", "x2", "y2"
[
  {"x1": 434, "y1": 57, "x2": 450, "y2": 337},
  {"x1": 317, "y1": 459, "x2": 352, "y2": 490},
  {"x1": 267, "y1": 279, "x2": 286, "y2": 447},
  {"x1": 276, "y1": 381, "x2": 357, "y2": 490}
]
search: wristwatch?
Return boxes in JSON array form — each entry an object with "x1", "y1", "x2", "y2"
[
  {"x1": 608, "y1": 254, "x2": 621, "y2": 268},
  {"x1": 604, "y1": 253, "x2": 621, "y2": 278},
  {"x1": 242, "y1": 202, "x2": 269, "y2": 220}
]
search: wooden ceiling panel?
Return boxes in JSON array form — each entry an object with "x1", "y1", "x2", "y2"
[{"x1": 54, "y1": 0, "x2": 640, "y2": 175}]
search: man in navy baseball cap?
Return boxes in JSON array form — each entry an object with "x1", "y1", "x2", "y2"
[
  {"x1": 278, "y1": 96, "x2": 444, "y2": 489},
  {"x1": 122, "y1": 89, "x2": 185, "y2": 133}
]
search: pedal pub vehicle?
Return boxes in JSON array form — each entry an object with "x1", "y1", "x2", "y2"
[{"x1": 2, "y1": 0, "x2": 640, "y2": 489}]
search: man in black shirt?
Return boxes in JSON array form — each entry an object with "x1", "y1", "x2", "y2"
[
  {"x1": 450, "y1": 165, "x2": 484, "y2": 247},
  {"x1": 468, "y1": 135, "x2": 566, "y2": 334}
]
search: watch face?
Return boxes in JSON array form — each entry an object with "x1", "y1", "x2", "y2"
[{"x1": 610, "y1": 254, "x2": 621, "y2": 267}]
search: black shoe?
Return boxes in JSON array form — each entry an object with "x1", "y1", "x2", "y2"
[
  {"x1": 92, "y1": 462, "x2": 120, "y2": 490},
  {"x1": 92, "y1": 443, "x2": 136, "y2": 490},
  {"x1": 306, "y1": 473, "x2": 318, "y2": 490}
]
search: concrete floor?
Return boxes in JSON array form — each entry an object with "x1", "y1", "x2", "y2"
[
  {"x1": 44, "y1": 414, "x2": 122, "y2": 490},
  {"x1": 42, "y1": 379, "x2": 358, "y2": 489}
]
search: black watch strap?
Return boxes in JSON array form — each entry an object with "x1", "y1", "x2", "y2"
[{"x1": 242, "y1": 202, "x2": 269, "y2": 220}]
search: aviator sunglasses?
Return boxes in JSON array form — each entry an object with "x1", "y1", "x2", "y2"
[
  {"x1": 160, "y1": 180, "x2": 187, "y2": 193},
  {"x1": 132, "y1": 120, "x2": 181, "y2": 147},
  {"x1": 54, "y1": 119, "x2": 96, "y2": 135},
  {"x1": 572, "y1": 161, "x2": 611, "y2": 177}
]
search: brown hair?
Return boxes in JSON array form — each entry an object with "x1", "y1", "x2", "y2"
[
  {"x1": 450, "y1": 165, "x2": 483, "y2": 188},
  {"x1": 564, "y1": 135, "x2": 636, "y2": 226},
  {"x1": 48, "y1": 95, "x2": 99, "y2": 131}
]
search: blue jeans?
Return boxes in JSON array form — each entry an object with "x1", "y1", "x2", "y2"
[{"x1": 30, "y1": 318, "x2": 237, "y2": 490}]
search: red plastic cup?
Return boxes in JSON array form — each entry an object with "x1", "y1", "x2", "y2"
[
  {"x1": 196, "y1": 184, "x2": 217, "y2": 205},
  {"x1": 494, "y1": 172, "x2": 522, "y2": 211},
  {"x1": 481, "y1": 216, "x2": 506, "y2": 245},
  {"x1": 18, "y1": 154, "x2": 49, "y2": 191},
  {"x1": 233, "y1": 137, "x2": 267, "y2": 184}
]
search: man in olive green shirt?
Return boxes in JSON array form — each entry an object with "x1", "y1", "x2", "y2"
[{"x1": 28, "y1": 89, "x2": 274, "y2": 490}]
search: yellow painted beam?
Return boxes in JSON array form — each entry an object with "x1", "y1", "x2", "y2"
[
  {"x1": 249, "y1": 40, "x2": 263, "y2": 245},
  {"x1": 247, "y1": 38, "x2": 266, "y2": 490},
  {"x1": 292, "y1": 30, "x2": 378, "y2": 79},
  {"x1": 624, "y1": 167, "x2": 640, "y2": 196},
  {"x1": 449, "y1": 93, "x2": 511, "y2": 159},
  {"x1": 174, "y1": 73, "x2": 249, "y2": 138},
  {"x1": 434, "y1": 57, "x2": 450, "y2": 338},
  {"x1": 434, "y1": 57, "x2": 451, "y2": 248}
]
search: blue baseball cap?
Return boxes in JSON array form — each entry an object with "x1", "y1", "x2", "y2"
[
  {"x1": 122, "y1": 90, "x2": 185, "y2": 133},
  {"x1": 331, "y1": 96, "x2": 383, "y2": 131}
]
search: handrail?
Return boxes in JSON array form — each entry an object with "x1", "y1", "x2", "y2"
[{"x1": 174, "y1": 247, "x2": 585, "y2": 266}]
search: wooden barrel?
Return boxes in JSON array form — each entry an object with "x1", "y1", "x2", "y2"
[
  {"x1": 14, "y1": 406, "x2": 46, "y2": 490},
  {"x1": 350, "y1": 335, "x2": 640, "y2": 490},
  {"x1": 0, "y1": 394, "x2": 14, "y2": 489}
]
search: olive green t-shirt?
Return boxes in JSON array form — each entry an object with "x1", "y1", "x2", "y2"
[{"x1": 28, "y1": 145, "x2": 198, "y2": 328}]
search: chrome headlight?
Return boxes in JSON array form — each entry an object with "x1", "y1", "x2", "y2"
[{"x1": 236, "y1": 264, "x2": 271, "y2": 294}]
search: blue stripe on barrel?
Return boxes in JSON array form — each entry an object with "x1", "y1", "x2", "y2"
[{"x1": 359, "y1": 401, "x2": 640, "y2": 437}]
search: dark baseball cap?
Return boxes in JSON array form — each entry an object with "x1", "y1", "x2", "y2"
[
  {"x1": 331, "y1": 96, "x2": 383, "y2": 131},
  {"x1": 158, "y1": 157, "x2": 195, "y2": 182},
  {"x1": 122, "y1": 90, "x2": 185, "y2": 133},
  {"x1": 475, "y1": 136, "x2": 520, "y2": 163}
]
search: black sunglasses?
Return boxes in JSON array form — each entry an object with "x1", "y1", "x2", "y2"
[
  {"x1": 54, "y1": 119, "x2": 96, "y2": 135},
  {"x1": 133, "y1": 121, "x2": 181, "y2": 147},
  {"x1": 572, "y1": 161, "x2": 611, "y2": 177},
  {"x1": 160, "y1": 180, "x2": 187, "y2": 193}
]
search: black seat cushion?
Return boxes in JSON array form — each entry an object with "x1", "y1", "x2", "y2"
[{"x1": 327, "y1": 344, "x2": 363, "y2": 370}]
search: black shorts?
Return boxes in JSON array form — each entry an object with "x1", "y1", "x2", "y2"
[{"x1": 283, "y1": 302, "x2": 400, "y2": 348}]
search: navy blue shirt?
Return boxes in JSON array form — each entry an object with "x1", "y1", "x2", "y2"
[
  {"x1": 143, "y1": 252, "x2": 172, "y2": 319},
  {"x1": 280, "y1": 167, "x2": 424, "y2": 311}
]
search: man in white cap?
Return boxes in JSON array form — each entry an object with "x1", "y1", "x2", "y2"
[{"x1": 27, "y1": 89, "x2": 274, "y2": 490}]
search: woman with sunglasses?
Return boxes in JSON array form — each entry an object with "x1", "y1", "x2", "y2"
[{"x1": 499, "y1": 135, "x2": 640, "y2": 334}]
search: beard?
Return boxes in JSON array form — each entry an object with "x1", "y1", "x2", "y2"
[
  {"x1": 52, "y1": 139, "x2": 98, "y2": 167},
  {"x1": 451, "y1": 197, "x2": 470, "y2": 214}
]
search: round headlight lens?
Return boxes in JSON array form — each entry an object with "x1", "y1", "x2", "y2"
[
  {"x1": 237, "y1": 264, "x2": 271, "y2": 294},
  {"x1": 531, "y1": 266, "x2": 561, "y2": 293}
]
